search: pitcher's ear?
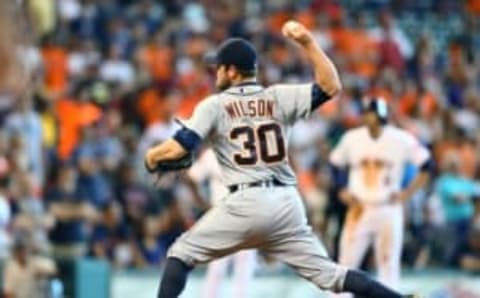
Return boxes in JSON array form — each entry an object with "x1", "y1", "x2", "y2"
[{"x1": 226, "y1": 65, "x2": 238, "y2": 79}]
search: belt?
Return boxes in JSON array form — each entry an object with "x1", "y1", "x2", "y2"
[{"x1": 228, "y1": 179, "x2": 286, "y2": 193}]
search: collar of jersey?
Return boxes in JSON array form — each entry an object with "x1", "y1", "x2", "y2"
[{"x1": 224, "y1": 81, "x2": 263, "y2": 96}]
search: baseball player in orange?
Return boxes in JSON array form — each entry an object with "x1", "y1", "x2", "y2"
[
  {"x1": 329, "y1": 98, "x2": 432, "y2": 296},
  {"x1": 146, "y1": 21, "x2": 418, "y2": 298}
]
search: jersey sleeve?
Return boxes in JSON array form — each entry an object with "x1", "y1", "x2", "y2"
[
  {"x1": 273, "y1": 83, "x2": 332, "y2": 123},
  {"x1": 329, "y1": 133, "x2": 350, "y2": 167},
  {"x1": 403, "y1": 132, "x2": 431, "y2": 167},
  {"x1": 272, "y1": 83, "x2": 314, "y2": 123},
  {"x1": 183, "y1": 96, "x2": 219, "y2": 139}
]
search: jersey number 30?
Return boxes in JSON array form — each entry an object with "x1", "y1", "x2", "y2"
[{"x1": 230, "y1": 123, "x2": 286, "y2": 165}]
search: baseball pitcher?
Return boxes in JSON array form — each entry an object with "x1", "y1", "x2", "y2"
[
  {"x1": 329, "y1": 98, "x2": 432, "y2": 296},
  {"x1": 145, "y1": 21, "x2": 417, "y2": 298}
]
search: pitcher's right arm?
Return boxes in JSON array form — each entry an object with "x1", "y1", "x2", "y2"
[
  {"x1": 282, "y1": 20, "x2": 342, "y2": 99},
  {"x1": 274, "y1": 21, "x2": 341, "y2": 123}
]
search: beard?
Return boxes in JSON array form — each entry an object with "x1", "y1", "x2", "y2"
[{"x1": 216, "y1": 79, "x2": 231, "y2": 91}]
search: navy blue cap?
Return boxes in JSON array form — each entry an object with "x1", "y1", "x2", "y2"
[
  {"x1": 363, "y1": 97, "x2": 388, "y2": 123},
  {"x1": 204, "y1": 38, "x2": 257, "y2": 71}
]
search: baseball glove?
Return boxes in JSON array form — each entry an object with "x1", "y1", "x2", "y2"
[{"x1": 145, "y1": 153, "x2": 194, "y2": 174}]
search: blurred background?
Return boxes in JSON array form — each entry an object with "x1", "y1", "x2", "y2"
[{"x1": 0, "y1": 0, "x2": 479, "y2": 297}]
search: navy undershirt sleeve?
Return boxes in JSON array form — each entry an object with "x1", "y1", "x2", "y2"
[
  {"x1": 311, "y1": 84, "x2": 332, "y2": 111},
  {"x1": 173, "y1": 127, "x2": 202, "y2": 153}
]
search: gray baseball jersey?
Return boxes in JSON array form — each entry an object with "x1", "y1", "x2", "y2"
[
  {"x1": 168, "y1": 82, "x2": 348, "y2": 293},
  {"x1": 183, "y1": 83, "x2": 312, "y2": 186}
]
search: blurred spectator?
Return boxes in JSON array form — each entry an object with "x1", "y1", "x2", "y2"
[
  {"x1": 67, "y1": 38, "x2": 101, "y2": 78},
  {"x1": 128, "y1": 0, "x2": 165, "y2": 36},
  {"x1": 41, "y1": 35, "x2": 68, "y2": 96},
  {"x1": 4, "y1": 97, "x2": 43, "y2": 185},
  {"x1": 330, "y1": 12, "x2": 379, "y2": 80},
  {"x1": 99, "y1": 45, "x2": 135, "y2": 86},
  {"x1": 350, "y1": 13, "x2": 380, "y2": 80},
  {"x1": 409, "y1": 33, "x2": 439, "y2": 83},
  {"x1": 104, "y1": 17, "x2": 133, "y2": 59},
  {"x1": 369, "y1": 10, "x2": 414, "y2": 59},
  {"x1": 453, "y1": 88, "x2": 480, "y2": 136},
  {"x1": 175, "y1": 60, "x2": 212, "y2": 119},
  {"x1": 90, "y1": 202, "x2": 131, "y2": 268},
  {"x1": 26, "y1": 0, "x2": 56, "y2": 37},
  {"x1": 3, "y1": 234, "x2": 57, "y2": 298},
  {"x1": 434, "y1": 129, "x2": 478, "y2": 180},
  {"x1": 69, "y1": 0, "x2": 108, "y2": 42},
  {"x1": 136, "y1": 31, "x2": 174, "y2": 85},
  {"x1": 6, "y1": 133, "x2": 30, "y2": 182},
  {"x1": 132, "y1": 216, "x2": 166, "y2": 267},
  {"x1": 460, "y1": 200, "x2": 480, "y2": 272},
  {"x1": 46, "y1": 165, "x2": 99, "y2": 259},
  {"x1": 136, "y1": 85, "x2": 165, "y2": 128},
  {"x1": 311, "y1": 12, "x2": 332, "y2": 53},
  {"x1": 35, "y1": 95, "x2": 58, "y2": 175},
  {"x1": 369, "y1": 10, "x2": 412, "y2": 73},
  {"x1": 130, "y1": 189, "x2": 187, "y2": 268},
  {"x1": 88, "y1": 116, "x2": 125, "y2": 174},
  {"x1": 58, "y1": 0, "x2": 82, "y2": 23},
  {"x1": 182, "y1": 2, "x2": 209, "y2": 34},
  {"x1": 75, "y1": 127, "x2": 114, "y2": 208},
  {"x1": 115, "y1": 161, "x2": 152, "y2": 225},
  {"x1": 434, "y1": 154, "x2": 480, "y2": 265},
  {"x1": 0, "y1": 1, "x2": 32, "y2": 95},
  {"x1": 444, "y1": 40, "x2": 473, "y2": 108},
  {"x1": 55, "y1": 84, "x2": 103, "y2": 160},
  {"x1": 10, "y1": 172, "x2": 51, "y2": 254}
]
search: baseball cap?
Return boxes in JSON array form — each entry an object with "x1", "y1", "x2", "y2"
[
  {"x1": 204, "y1": 38, "x2": 257, "y2": 71},
  {"x1": 363, "y1": 97, "x2": 388, "y2": 123}
]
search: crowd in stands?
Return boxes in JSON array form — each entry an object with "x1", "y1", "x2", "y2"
[{"x1": 0, "y1": 1, "x2": 479, "y2": 293}]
